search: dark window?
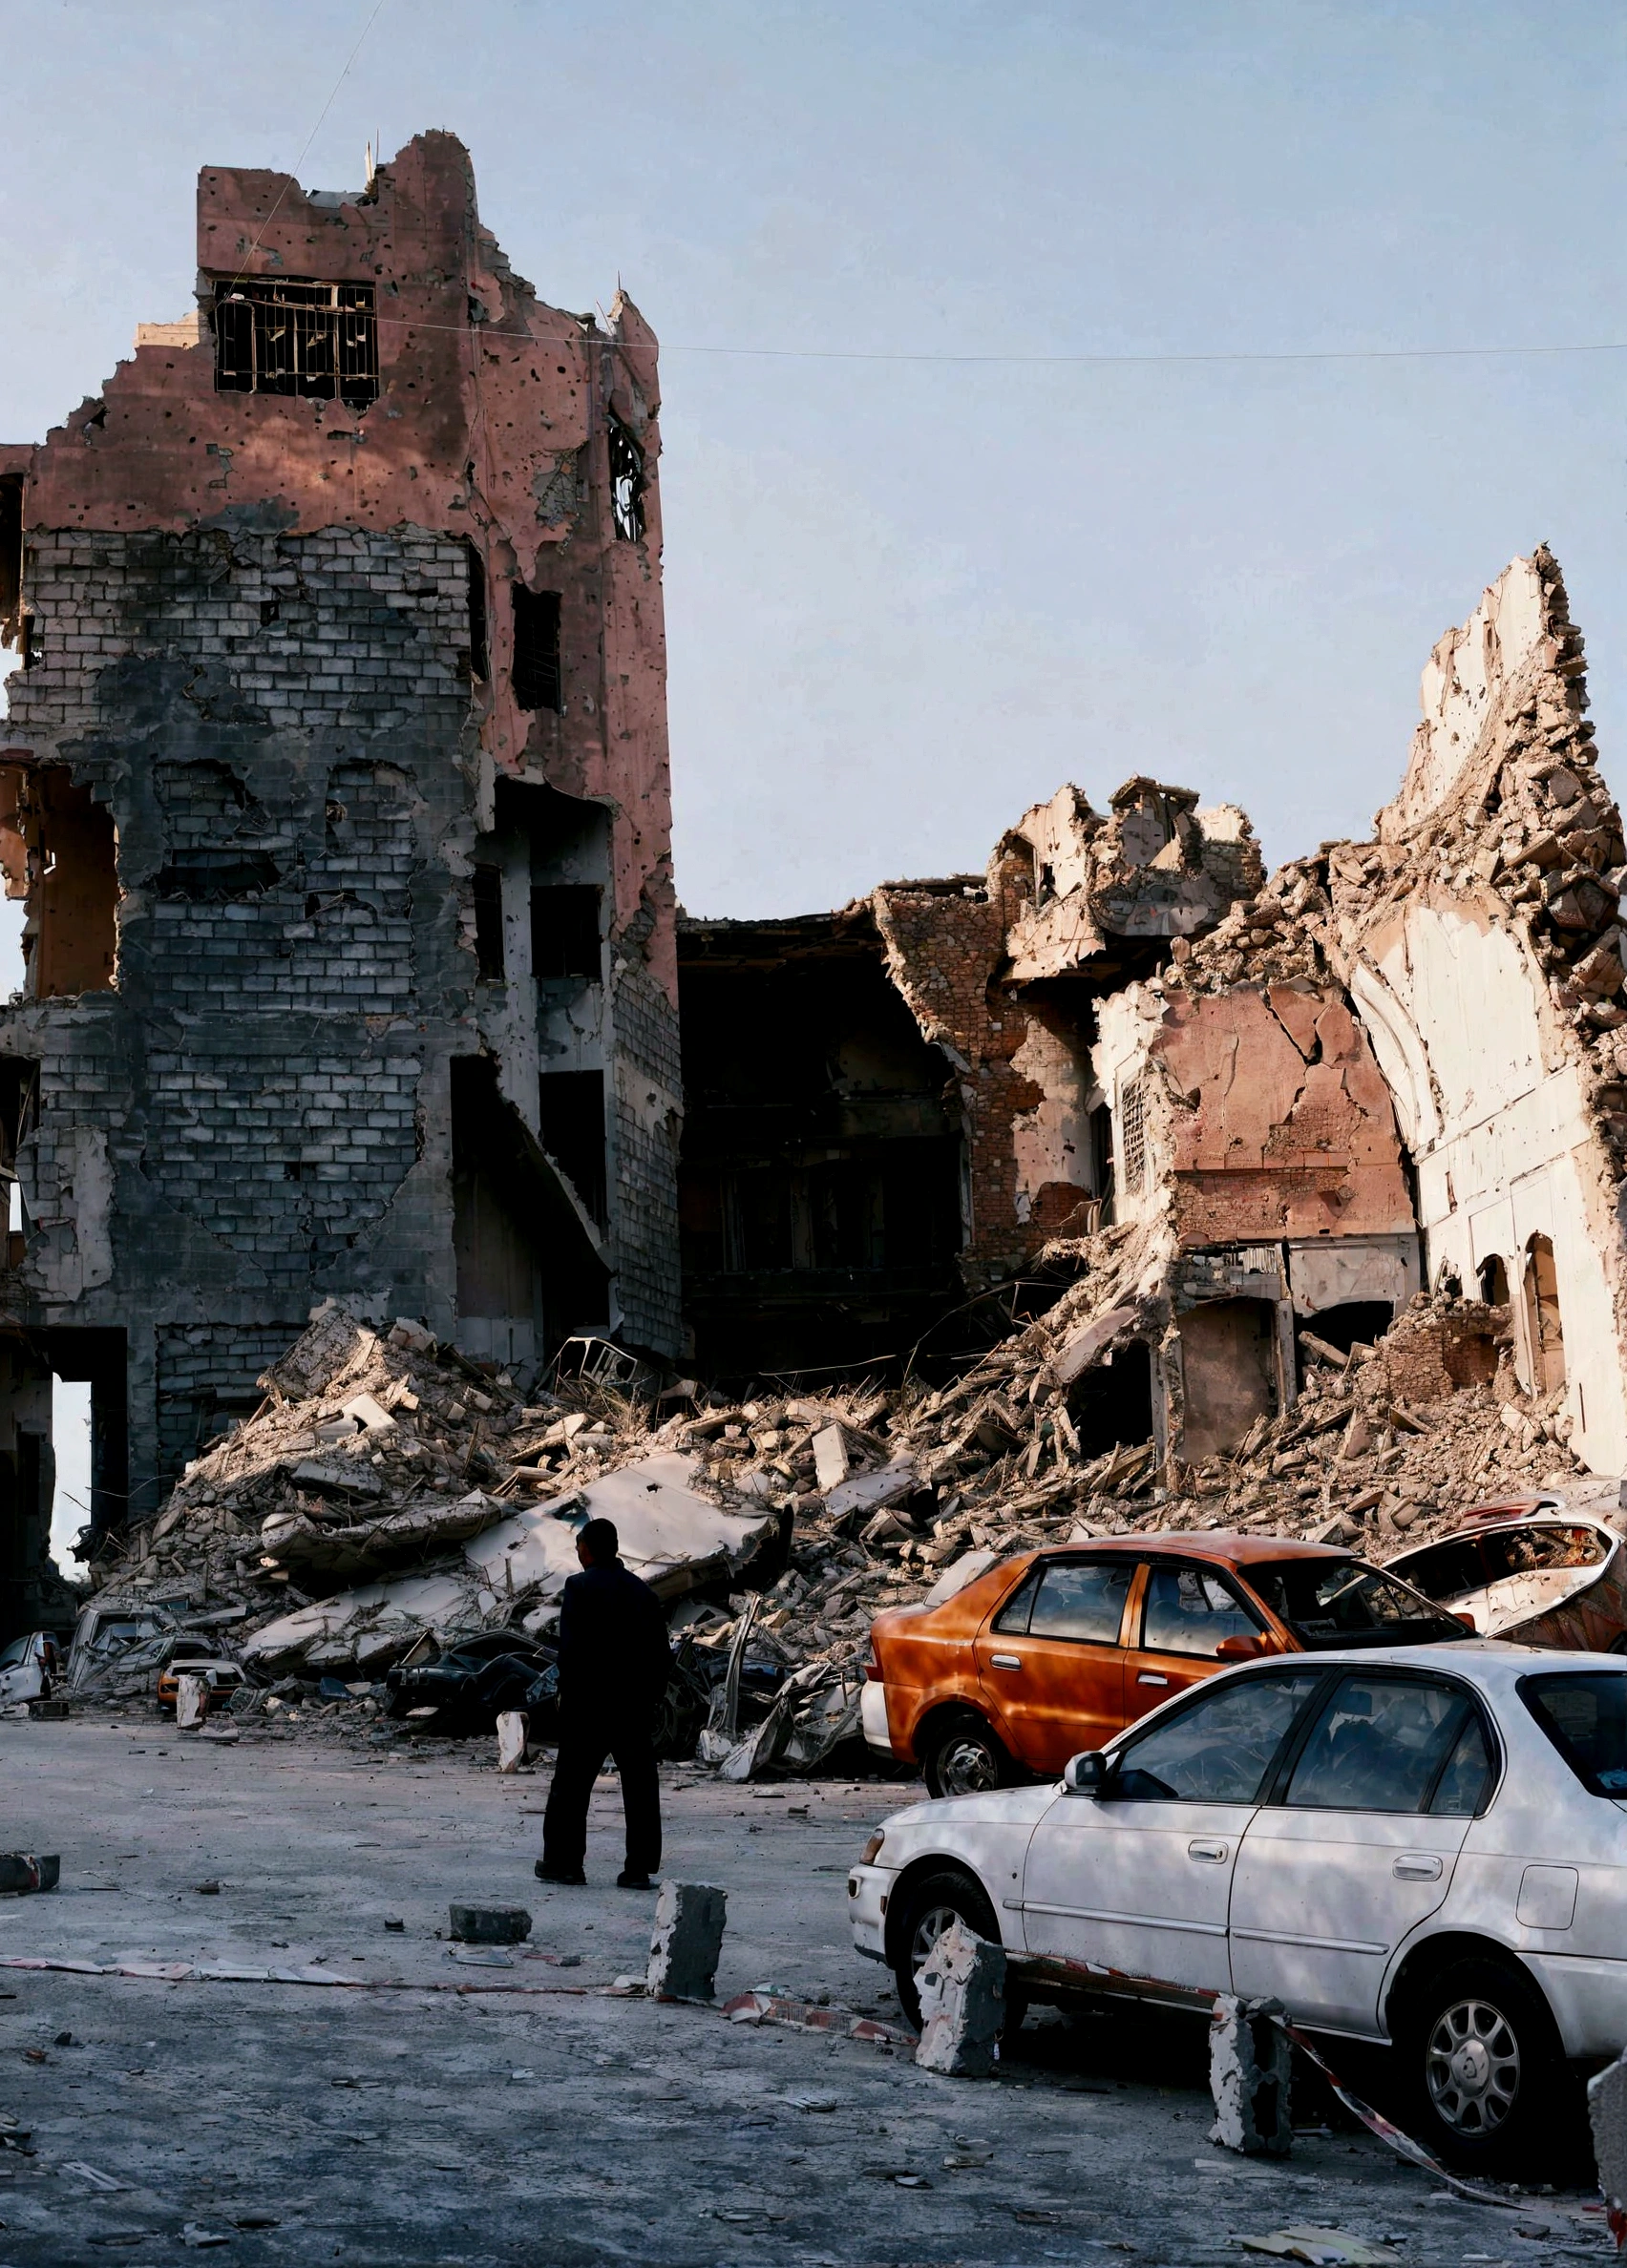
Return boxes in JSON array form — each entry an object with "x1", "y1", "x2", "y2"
[
  {"x1": 531, "y1": 884, "x2": 600, "y2": 980},
  {"x1": 0, "y1": 475, "x2": 21, "y2": 651},
  {"x1": 1141, "y1": 1564, "x2": 1265, "y2": 1659},
  {"x1": 1245, "y1": 1557, "x2": 1467, "y2": 1649},
  {"x1": 1522, "y1": 1670, "x2": 1627, "y2": 1796},
  {"x1": 473, "y1": 866, "x2": 504, "y2": 980},
  {"x1": 1479, "y1": 1252, "x2": 1510, "y2": 1304},
  {"x1": 1088, "y1": 1101, "x2": 1113, "y2": 1205},
  {"x1": 1284, "y1": 1674, "x2": 1478, "y2": 1814},
  {"x1": 607, "y1": 413, "x2": 646, "y2": 541},
  {"x1": 1113, "y1": 1671, "x2": 1323, "y2": 1803},
  {"x1": 1433, "y1": 1712, "x2": 1495, "y2": 1816},
  {"x1": 213, "y1": 279, "x2": 377, "y2": 409},
  {"x1": 538, "y1": 1069, "x2": 606, "y2": 1227},
  {"x1": 512, "y1": 587, "x2": 561, "y2": 711},
  {"x1": 465, "y1": 544, "x2": 488, "y2": 681}
]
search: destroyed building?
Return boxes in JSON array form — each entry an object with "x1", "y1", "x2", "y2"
[
  {"x1": 0, "y1": 133, "x2": 682, "y2": 1613},
  {"x1": 677, "y1": 781, "x2": 1263, "y2": 1375}
]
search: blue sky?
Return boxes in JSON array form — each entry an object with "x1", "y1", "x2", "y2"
[
  {"x1": 1, "y1": 0, "x2": 1622, "y2": 1560},
  {"x1": 2, "y1": 0, "x2": 1624, "y2": 916}
]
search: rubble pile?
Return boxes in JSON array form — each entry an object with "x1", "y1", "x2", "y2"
[{"x1": 71, "y1": 1270, "x2": 1608, "y2": 1764}]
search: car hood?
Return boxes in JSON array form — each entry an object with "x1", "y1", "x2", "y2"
[{"x1": 876, "y1": 1782, "x2": 1057, "y2": 1850}]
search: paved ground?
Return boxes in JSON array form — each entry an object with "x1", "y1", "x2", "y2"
[{"x1": 0, "y1": 1713, "x2": 1610, "y2": 2266}]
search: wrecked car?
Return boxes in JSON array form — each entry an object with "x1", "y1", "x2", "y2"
[
  {"x1": 1384, "y1": 1499, "x2": 1627, "y2": 1651},
  {"x1": 156, "y1": 1654, "x2": 245, "y2": 1714},
  {"x1": 849, "y1": 1643, "x2": 1623, "y2": 2172},
  {"x1": 861, "y1": 1535, "x2": 1469, "y2": 1795},
  {"x1": 0, "y1": 1631, "x2": 61, "y2": 1708},
  {"x1": 384, "y1": 1628, "x2": 728, "y2": 1759}
]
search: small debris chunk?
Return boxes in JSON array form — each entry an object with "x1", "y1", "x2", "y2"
[
  {"x1": 913, "y1": 1917, "x2": 1005, "y2": 2079},
  {"x1": 646, "y1": 1880, "x2": 728, "y2": 2001},
  {"x1": 448, "y1": 1901, "x2": 531, "y2": 1945}
]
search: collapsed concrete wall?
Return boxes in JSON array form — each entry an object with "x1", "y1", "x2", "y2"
[
  {"x1": 0, "y1": 133, "x2": 683, "y2": 1588},
  {"x1": 1323, "y1": 548, "x2": 1627, "y2": 1473}
]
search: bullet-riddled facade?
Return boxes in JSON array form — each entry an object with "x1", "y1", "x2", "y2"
[{"x1": 0, "y1": 132, "x2": 682, "y2": 1583}]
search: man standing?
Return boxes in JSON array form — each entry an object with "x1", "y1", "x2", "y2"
[{"x1": 537, "y1": 1516, "x2": 669, "y2": 1890}]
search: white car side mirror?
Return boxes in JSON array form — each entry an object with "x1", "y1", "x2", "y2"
[{"x1": 1063, "y1": 1750, "x2": 1109, "y2": 1796}]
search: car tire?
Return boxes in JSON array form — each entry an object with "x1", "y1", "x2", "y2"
[
  {"x1": 920, "y1": 1712, "x2": 1016, "y2": 1799},
  {"x1": 1397, "y1": 1954, "x2": 1566, "y2": 2173},
  {"x1": 889, "y1": 1865, "x2": 1023, "y2": 2038}
]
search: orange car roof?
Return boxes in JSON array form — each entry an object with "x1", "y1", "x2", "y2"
[{"x1": 1025, "y1": 1531, "x2": 1352, "y2": 1566}]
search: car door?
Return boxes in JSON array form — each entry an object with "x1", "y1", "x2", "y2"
[
  {"x1": 1230, "y1": 1670, "x2": 1492, "y2": 2033},
  {"x1": 1017, "y1": 1667, "x2": 1324, "y2": 1990},
  {"x1": 972, "y1": 1557, "x2": 1135, "y2": 1774},
  {"x1": 1121, "y1": 1560, "x2": 1274, "y2": 1723}
]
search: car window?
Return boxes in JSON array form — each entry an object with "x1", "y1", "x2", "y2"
[
  {"x1": 1389, "y1": 1538, "x2": 1487, "y2": 1603},
  {"x1": 991, "y1": 1567, "x2": 1042, "y2": 1635},
  {"x1": 1522, "y1": 1671, "x2": 1627, "y2": 1796},
  {"x1": 1431, "y1": 1711, "x2": 1495, "y2": 1816},
  {"x1": 1027, "y1": 1560, "x2": 1135, "y2": 1646},
  {"x1": 1112, "y1": 1670, "x2": 1323, "y2": 1803},
  {"x1": 1246, "y1": 1558, "x2": 1467, "y2": 1648},
  {"x1": 0, "y1": 1636, "x2": 31, "y2": 1670},
  {"x1": 1284, "y1": 1674, "x2": 1472, "y2": 1813},
  {"x1": 1142, "y1": 1564, "x2": 1265, "y2": 1659},
  {"x1": 1482, "y1": 1525, "x2": 1607, "y2": 1580}
]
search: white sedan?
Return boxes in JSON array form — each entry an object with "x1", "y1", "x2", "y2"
[{"x1": 849, "y1": 1642, "x2": 1627, "y2": 2170}]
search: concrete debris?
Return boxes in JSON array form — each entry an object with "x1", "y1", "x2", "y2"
[
  {"x1": 74, "y1": 1304, "x2": 782, "y2": 1698},
  {"x1": 913, "y1": 1917, "x2": 1005, "y2": 2078},
  {"x1": 646, "y1": 1880, "x2": 728, "y2": 2001},
  {"x1": 174, "y1": 1674, "x2": 206, "y2": 1732},
  {"x1": 1235, "y1": 2233, "x2": 1401, "y2": 2266},
  {"x1": 496, "y1": 1711, "x2": 529, "y2": 1773},
  {"x1": 448, "y1": 1902, "x2": 531, "y2": 1945},
  {"x1": 1588, "y1": 2048, "x2": 1627, "y2": 2225},
  {"x1": 1209, "y1": 1993, "x2": 1293, "y2": 2156}
]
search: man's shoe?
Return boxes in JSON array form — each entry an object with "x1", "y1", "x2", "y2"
[
  {"x1": 616, "y1": 1870, "x2": 654, "y2": 1890},
  {"x1": 534, "y1": 1861, "x2": 586, "y2": 1885}
]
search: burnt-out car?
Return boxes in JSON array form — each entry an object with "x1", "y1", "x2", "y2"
[
  {"x1": 384, "y1": 1629, "x2": 772, "y2": 1758},
  {"x1": 386, "y1": 1631, "x2": 558, "y2": 1733},
  {"x1": 1384, "y1": 1498, "x2": 1627, "y2": 1651}
]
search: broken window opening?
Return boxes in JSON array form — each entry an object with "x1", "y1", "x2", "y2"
[
  {"x1": 1478, "y1": 1253, "x2": 1510, "y2": 1305},
  {"x1": 452, "y1": 1057, "x2": 607, "y2": 1361},
  {"x1": 465, "y1": 542, "x2": 488, "y2": 682},
  {"x1": 212, "y1": 278, "x2": 378, "y2": 410},
  {"x1": 1119, "y1": 1075, "x2": 1147, "y2": 1196},
  {"x1": 1066, "y1": 1341, "x2": 1154, "y2": 1460},
  {"x1": 1088, "y1": 1101, "x2": 1114, "y2": 1212},
  {"x1": 538, "y1": 1069, "x2": 607, "y2": 1228},
  {"x1": 0, "y1": 476, "x2": 22, "y2": 652},
  {"x1": 531, "y1": 884, "x2": 601, "y2": 982},
  {"x1": 606, "y1": 413, "x2": 646, "y2": 542},
  {"x1": 512, "y1": 586, "x2": 561, "y2": 713},
  {"x1": 28, "y1": 773, "x2": 117, "y2": 998},
  {"x1": 472, "y1": 865, "x2": 505, "y2": 981},
  {"x1": 1299, "y1": 1301, "x2": 1394, "y2": 1356},
  {"x1": 1523, "y1": 1233, "x2": 1566, "y2": 1394}
]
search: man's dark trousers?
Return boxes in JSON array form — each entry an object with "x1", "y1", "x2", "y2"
[{"x1": 541, "y1": 1707, "x2": 661, "y2": 1879}]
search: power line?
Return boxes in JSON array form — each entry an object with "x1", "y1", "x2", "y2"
[
  {"x1": 230, "y1": 0, "x2": 391, "y2": 287},
  {"x1": 359, "y1": 309, "x2": 1627, "y2": 368}
]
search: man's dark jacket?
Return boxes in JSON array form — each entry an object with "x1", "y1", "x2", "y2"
[{"x1": 555, "y1": 1560, "x2": 670, "y2": 1719}]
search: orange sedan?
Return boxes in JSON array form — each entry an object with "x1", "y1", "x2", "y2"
[{"x1": 861, "y1": 1533, "x2": 1469, "y2": 1796}]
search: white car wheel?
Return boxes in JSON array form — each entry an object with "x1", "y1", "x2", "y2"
[{"x1": 1425, "y1": 1996, "x2": 1521, "y2": 2136}]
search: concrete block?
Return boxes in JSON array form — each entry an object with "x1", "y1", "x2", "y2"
[
  {"x1": 496, "y1": 1712, "x2": 528, "y2": 1774},
  {"x1": 646, "y1": 1880, "x2": 727, "y2": 2001},
  {"x1": 175, "y1": 1675, "x2": 207, "y2": 1732},
  {"x1": 914, "y1": 1918, "x2": 1004, "y2": 2078},
  {"x1": 812, "y1": 1425, "x2": 851, "y2": 1493},
  {"x1": 1589, "y1": 2046, "x2": 1627, "y2": 2211},
  {"x1": 449, "y1": 1902, "x2": 531, "y2": 1945},
  {"x1": 1209, "y1": 1993, "x2": 1293, "y2": 2156}
]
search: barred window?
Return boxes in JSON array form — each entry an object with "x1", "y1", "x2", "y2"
[
  {"x1": 606, "y1": 413, "x2": 646, "y2": 542},
  {"x1": 213, "y1": 279, "x2": 378, "y2": 410},
  {"x1": 1120, "y1": 1075, "x2": 1147, "y2": 1194}
]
